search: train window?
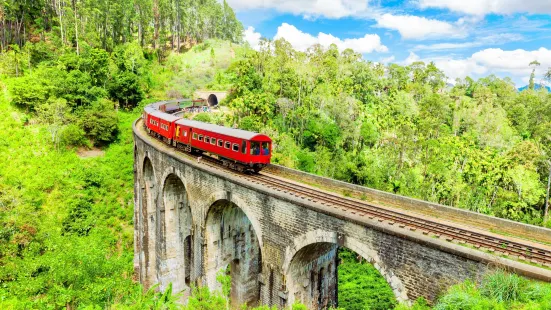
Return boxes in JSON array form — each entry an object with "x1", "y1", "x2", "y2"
[
  {"x1": 225, "y1": 142, "x2": 231, "y2": 149},
  {"x1": 250, "y1": 142, "x2": 260, "y2": 155},
  {"x1": 205, "y1": 137, "x2": 210, "y2": 144},
  {"x1": 218, "y1": 140, "x2": 223, "y2": 147},
  {"x1": 211, "y1": 138, "x2": 216, "y2": 145},
  {"x1": 241, "y1": 141, "x2": 247, "y2": 154},
  {"x1": 232, "y1": 143, "x2": 239, "y2": 152},
  {"x1": 193, "y1": 133, "x2": 197, "y2": 140},
  {"x1": 261, "y1": 142, "x2": 270, "y2": 155},
  {"x1": 198, "y1": 135, "x2": 203, "y2": 141}
]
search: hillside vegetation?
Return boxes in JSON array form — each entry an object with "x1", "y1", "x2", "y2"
[{"x1": 220, "y1": 41, "x2": 551, "y2": 227}]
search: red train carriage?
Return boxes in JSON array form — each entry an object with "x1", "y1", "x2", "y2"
[
  {"x1": 142, "y1": 106, "x2": 156, "y2": 131},
  {"x1": 174, "y1": 119, "x2": 272, "y2": 172},
  {"x1": 144, "y1": 109, "x2": 181, "y2": 144}
]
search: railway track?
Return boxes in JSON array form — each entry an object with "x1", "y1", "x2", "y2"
[
  {"x1": 249, "y1": 174, "x2": 551, "y2": 266},
  {"x1": 145, "y1": 125, "x2": 551, "y2": 268}
]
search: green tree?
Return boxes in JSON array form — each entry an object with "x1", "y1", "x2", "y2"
[
  {"x1": 79, "y1": 100, "x2": 119, "y2": 145},
  {"x1": 107, "y1": 71, "x2": 145, "y2": 108},
  {"x1": 529, "y1": 60, "x2": 541, "y2": 90}
]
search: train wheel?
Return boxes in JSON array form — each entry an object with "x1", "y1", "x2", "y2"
[{"x1": 253, "y1": 167, "x2": 261, "y2": 173}]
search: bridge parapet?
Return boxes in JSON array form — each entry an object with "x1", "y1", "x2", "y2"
[{"x1": 265, "y1": 164, "x2": 551, "y2": 245}]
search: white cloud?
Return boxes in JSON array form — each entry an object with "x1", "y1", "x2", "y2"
[
  {"x1": 404, "y1": 52, "x2": 421, "y2": 64},
  {"x1": 404, "y1": 54, "x2": 487, "y2": 83},
  {"x1": 433, "y1": 58, "x2": 488, "y2": 81},
  {"x1": 227, "y1": 0, "x2": 370, "y2": 19},
  {"x1": 402, "y1": 47, "x2": 551, "y2": 85},
  {"x1": 375, "y1": 14, "x2": 465, "y2": 40},
  {"x1": 274, "y1": 23, "x2": 388, "y2": 53},
  {"x1": 380, "y1": 55, "x2": 396, "y2": 64},
  {"x1": 243, "y1": 26, "x2": 262, "y2": 50},
  {"x1": 471, "y1": 48, "x2": 551, "y2": 76},
  {"x1": 413, "y1": 33, "x2": 523, "y2": 51},
  {"x1": 418, "y1": 0, "x2": 551, "y2": 16}
]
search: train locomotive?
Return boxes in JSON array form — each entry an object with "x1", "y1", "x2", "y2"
[{"x1": 143, "y1": 101, "x2": 272, "y2": 173}]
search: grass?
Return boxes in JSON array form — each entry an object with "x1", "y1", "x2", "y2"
[{"x1": 338, "y1": 249, "x2": 397, "y2": 310}]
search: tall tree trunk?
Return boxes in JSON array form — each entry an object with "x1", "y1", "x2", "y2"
[
  {"x1": 57, "y1": 0, "x2": 65, "y2": 45},
  {"x1": 136, "y1": 5, "x2": 143, "y2": 46},
  {"x1": 153, "y1": 0, "x2": 159, "y2": 49},
  {"x1": 545, "y1": 160, "x2": 551, "y2": 225},
  {"x1": 72, "y1": 0, "x2": 79, "y2": 55},
  {"x1": 58, "y1": 0, "x2": 64, "y2": 45},
  {"x1": 176, "y1": 0, "x2": 180, "y2": 53}
]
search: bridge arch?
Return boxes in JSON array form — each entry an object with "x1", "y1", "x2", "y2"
[
  {"x1": 200, "y1": 191, "x2": 264, "y2": 250},
  {"x1": 140, "y1": 156, "x2": 157, "y2": 288},
  {"x1": 283, "y1": 230, "x2": 408, "y2": 308},
  {"x1": 157, "y1": 172, "x2": 193, "y2": 293},
  {"x1": 203, "y1": 197, "x2": 263, "y2": 308}
]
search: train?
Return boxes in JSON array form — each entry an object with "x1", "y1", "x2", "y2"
[{"x1": 143, "y1": 101, "x2": 272, "y2": 173}]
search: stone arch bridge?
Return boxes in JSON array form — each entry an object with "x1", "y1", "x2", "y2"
[{"x1": 133, "y1": 119, "x2": 551, "y2": 309}]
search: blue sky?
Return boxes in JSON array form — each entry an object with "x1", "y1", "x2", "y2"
[{"x1": 231, "y1": 0, "x2": 551, "y2": 86}]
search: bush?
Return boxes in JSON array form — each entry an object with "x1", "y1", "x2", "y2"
[
  {"x1": 62, "y1": 198, "x2": 94, "y2": 236},
  {"x1": 291, "y1": 303, "x2": 308, "y2": 310},
  {"x1": 79, "y1": 100, "x2": 119, "y2": 145},
  {"x1": 7, "y1": 75, "x2": 48, "y2": 111},
  {"x1": 193, "y1": 112, "x2": 212, "y2": 123},
  {"x1": 60, "y1": 124, "x2": 90, "y2": 148}
]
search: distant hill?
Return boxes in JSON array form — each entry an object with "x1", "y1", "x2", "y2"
[{"x1": 518, "y1": 84, "x2": 551, "y2": 92}]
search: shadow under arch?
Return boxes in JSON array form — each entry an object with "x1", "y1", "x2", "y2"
[
  {"x1": 283, "y1": 230, "x2": 408, "y2": 308},
  {"x1": 141, "y1": 156, "x2": 157, "y2": 289},
  {"x1": 204, "y1": 199, "x2": 262, "y2": 308},
  {"x1": 158, "y1": 173, "x2": 192, "y2": 294}
]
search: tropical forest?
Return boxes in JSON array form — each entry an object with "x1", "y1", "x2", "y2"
[{"x1": 1, "y1": 0, "x2": 551, "y2": 309}]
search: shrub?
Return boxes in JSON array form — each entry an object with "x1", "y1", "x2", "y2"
[
  {"x1": 291, "y1": 303, "x2": 308, "y2": 310},
  {"x1": 79, "y1": 100, "x2": 119, "y2": 145},
  {"x1": 60, "y1": 124, "x2": 90, "y2": 148},
  {"x1": 61, "y1": 198, "x2": 94, "y2": 236},
  {"x1": 193, "y1": 112, "x2": 212, "y2": 123},
  {"x1": 8, "y1": 75, "x2": 48, "y2": 111}
]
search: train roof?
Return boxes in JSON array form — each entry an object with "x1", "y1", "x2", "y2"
[
  {"x1": 144, "y1": 106, "x2": 156, "y2": 114},
  {"x1": 176, "y1": 119, "x2": 271, "y2": 141},
  {"x1": 149, "y1": 110, "x2": 182, "y2": 122}
]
